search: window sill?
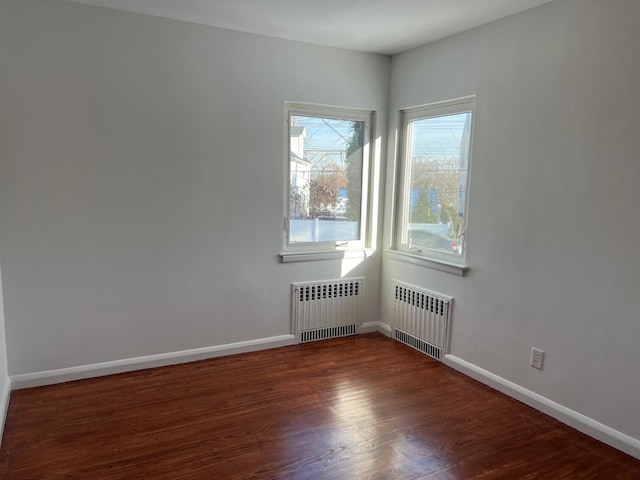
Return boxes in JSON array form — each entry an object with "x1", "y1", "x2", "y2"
[
  {"x1": 383, "y1": 249, "x2": 468, "y2": 276},
  {"x1": 280, "y1": 249, "x2": 375, "y2": 263}
]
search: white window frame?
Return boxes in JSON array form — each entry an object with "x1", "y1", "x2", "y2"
[
  {"x1": 282, "y1": 102, "x2": 374, "y2": 259},
  {"x1": 394, "y1": 96, "x2": 475, "y2": 270}
]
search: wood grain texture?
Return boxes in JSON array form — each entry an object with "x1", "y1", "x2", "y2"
[{"x1": 2, "y1": 333, "x2": 639, "y2": 479}]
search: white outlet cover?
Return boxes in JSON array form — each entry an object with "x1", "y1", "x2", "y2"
[{"x1": 530, "y1": 347, "x2": 545, "y2": 370}]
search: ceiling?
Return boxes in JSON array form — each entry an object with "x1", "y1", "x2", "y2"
[{"x1": 67, "y1": 0, "x2": 554, "y2": 55}]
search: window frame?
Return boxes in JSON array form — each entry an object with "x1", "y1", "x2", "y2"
[
  {"x1": 283, "y1": 102, "x2": 374, "y2": 256},
  {"x1": 394, "y1": 96, "x2": 475, "y2": 268}
]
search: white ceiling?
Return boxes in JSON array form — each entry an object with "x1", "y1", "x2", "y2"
[{"x1": 67, "y1": 0, "x2": 554, "y2": 55}]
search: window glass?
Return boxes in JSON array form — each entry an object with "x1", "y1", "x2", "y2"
[
  {"x1": 287, "y1": 106, "x2": 370, "y2": 248},
  {"x1": 398, "y1": 98, "x2": 474, "y2": 264}
]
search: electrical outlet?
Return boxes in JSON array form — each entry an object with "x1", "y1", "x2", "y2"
[{"x1": 530, "y1": 347, "x2": 544, "y2": 370}]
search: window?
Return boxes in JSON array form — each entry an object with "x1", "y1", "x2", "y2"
[
  {"x1": 396, "y1": 97, "x2": 474, "y2": 266},
  {"x1": 285, "y1": 103, "x2": 372, "y2": 252}
]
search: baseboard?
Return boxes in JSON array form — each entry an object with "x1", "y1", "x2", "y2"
[
  {"x1": 360, "y1": 321, "x2": 392, "y2": 336},
  {"x1": 0, "y1": 376, "x2": 10, "y2": 446},
  {"x1": 11, "y1": 334, "x2": 297, "y2": 390},
  {"x1": 444, "y1": 354, "x2": 640, "y2": 460}
]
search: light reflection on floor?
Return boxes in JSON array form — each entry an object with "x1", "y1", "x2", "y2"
[{"x1": 330, "y1": 380, "x2": 378, "y2": 478}]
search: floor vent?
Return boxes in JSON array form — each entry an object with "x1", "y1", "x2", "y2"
[
  {"x1": 393, "y1": 280, "x2": 452, "y2": 361},
  {"x1": 293, "y1": 278, "x2": 363, "y2": 344},
  {"x1": 300, "y1": 324, "x2": 357, "y2": 343},
  {"x1": 394, "y1": 329, "x2": 443, "y2": 360}
]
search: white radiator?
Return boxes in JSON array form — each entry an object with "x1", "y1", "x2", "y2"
[
  {"x1": 393, "y1": 280, "x2": 452, "y2": 360},
  {"x1": 292, "y1": 278, "x2": 363, "y2": 343}
]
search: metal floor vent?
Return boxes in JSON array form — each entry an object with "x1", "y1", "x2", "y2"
[
  {"x1": 393, "y1": 280, "x2": 452, "y2": 361},
  {"x1": 300, "y1": 324, "x2": 357, "y2": 343},
  {"x1": 394, "y1": 329, "x2": 443, "y2": 360},
  {"x1": 293, "y1": 278, "x2": 363, "y2": 344}
]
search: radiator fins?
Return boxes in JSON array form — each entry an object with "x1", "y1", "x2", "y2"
[
  {"x1": 300, "y1": 324, "x2": 357, "y2": 343},
  {"x1": 293, "y1": 278, "x2": 363, "y2": 344},
  {"x1": 394, "y1": 329, "x2": 442, "y2": 360},
  {"x1": 393, "y1": 280, "x2": 452, "y2": 361}
]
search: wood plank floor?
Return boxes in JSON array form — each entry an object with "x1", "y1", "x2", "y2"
[{"x1": 2, "y1": 333, "x2": 639, "y2": 479}]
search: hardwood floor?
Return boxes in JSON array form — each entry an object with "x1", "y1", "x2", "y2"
[{"x1": 2, "y1": 333, "x2": 639, "y2": 479}]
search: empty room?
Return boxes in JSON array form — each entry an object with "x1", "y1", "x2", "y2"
[{"x1": 0, "y1": 0, "x2": 639, "y2": 477}]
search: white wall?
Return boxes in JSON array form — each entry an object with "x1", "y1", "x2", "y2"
[
  {"x1": 0, "y1": 0, "x2": 388, "y2": 375},
  {"x1": 382, "y1": 0, "x2": 640, "y2": 442},
  {"x1": 0, "y1": 261, "x2": 10, "y2": 440}
]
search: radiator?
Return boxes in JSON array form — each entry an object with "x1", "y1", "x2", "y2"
[
  {"x1": 292, "y1": 278, "x2": 363, "y2": 343},
  {"x1": 393, "y1": 280, "x2": 452, "y2": 360}
]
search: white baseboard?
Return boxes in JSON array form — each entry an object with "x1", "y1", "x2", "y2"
[
  {"x1": 11, "y1": 334, "x2": 297, "y2": 390},
  {"x1": 360, "y1": 321, "x2": 392, "y2": 336},
  {"x1": 0, "y1": 376, "x2": 10, "y2": 446},
  {"x1": 444, "y1": 354, "x2": 640, "y2": 460}
]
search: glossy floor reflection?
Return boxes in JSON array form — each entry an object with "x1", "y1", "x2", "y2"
[{"x1": 2, "y1": 333, "x2": 640, "y2": 479}]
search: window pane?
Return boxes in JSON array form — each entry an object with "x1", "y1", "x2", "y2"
[
  {"x1": 405, "y1": 112, "x2": 471, "y2": 256},
  {"x1": 289, "y1": 114, "x2": 364, "y2": 243}
]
